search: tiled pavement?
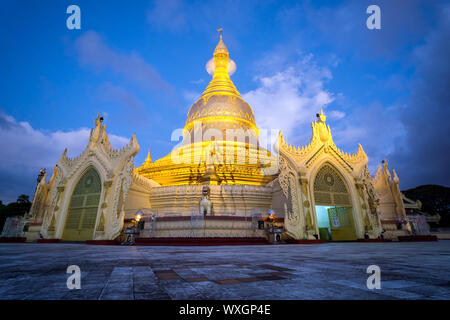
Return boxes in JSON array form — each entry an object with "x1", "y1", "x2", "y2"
[{"x1": 0, "y1": 242, "x2": 449, "y2": 300}]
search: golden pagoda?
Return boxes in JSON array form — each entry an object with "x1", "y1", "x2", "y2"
[
  {"x1": 24, "y1": 31, "x2": 388, "y2": 242},
  {"x1": 136, "y1": 31, "x2": 277, "y2": 186}
]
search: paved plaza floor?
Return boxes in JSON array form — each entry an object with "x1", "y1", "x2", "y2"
[{"x1": 0, "y1": 241, "x2": 449, "y2": 300}]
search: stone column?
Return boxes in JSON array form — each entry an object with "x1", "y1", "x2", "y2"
[
  {"x1": 300, "y1": 177, "x2": 316, "y2": 240},
  {"x1": 355, "y1": 181, "x2": 377, "y2": 238}
]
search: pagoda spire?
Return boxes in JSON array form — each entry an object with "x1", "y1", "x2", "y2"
[
  {"x1": 139, "y1": 148, "x2": 152, "y2": 168},
  {"x1": 144, "y1": 148, "x2": 152, "y2": 164},
  {"x1": 214, "y1": 27, "x2": 228, "y2": 55},
  {"x1": 202, "y1": 29, "x2": 240, "y2": 99}
]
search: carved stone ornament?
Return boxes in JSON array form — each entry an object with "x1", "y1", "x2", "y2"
[{"x1": 278, "y1": 155, "x2": 299, "y2": 221}]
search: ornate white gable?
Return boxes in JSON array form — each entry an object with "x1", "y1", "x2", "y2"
[
  {"x1": 277, "y1": 110, "x2": 368, "y2": 177},
  {"x1": 372, "y1": 160, "x2": 407, "y2": 221},
  {"x1": 273, "y1": 110, "x2": 382, "y2": 240},
  {"x1": 40, "y1": 115, "x2": 140, "y2": 240}
]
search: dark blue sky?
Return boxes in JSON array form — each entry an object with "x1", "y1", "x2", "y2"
[{"x1": 0, "y1": 0, "x2": 449, "y2": 203}]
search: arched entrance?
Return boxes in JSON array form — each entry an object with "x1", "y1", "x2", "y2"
[
  {"x1": 62, "y1": 167, "x2": 102, "y2": 241},
  {"x1": 313, "y1": 164, "x2": 357, "y2": 241}
]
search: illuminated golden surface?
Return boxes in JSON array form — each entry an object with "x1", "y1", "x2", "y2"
[
  {"x1": 137, "y1": 33, "x2": 276, "y2": 186},
  {"x1": 184, "y1": 33, "x2": 257, "y2": 138},
  {"x1": 137, "y1": 140, "x2": 276, "y2": 186}
]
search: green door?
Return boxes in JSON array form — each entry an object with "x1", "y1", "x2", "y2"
[
  {"x1": 63, "y1": 167, "x2": 101, "y2": 241},
  {"x1": 328, "y1": 207, "x2": 357, "y2": 241}
]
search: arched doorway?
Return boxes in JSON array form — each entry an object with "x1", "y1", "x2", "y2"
[
  {"x1": 313, "y1": 163, "x2": 357, "y2": 241},
  {"x1": 62, "y1": 167, "x2": 102, "y2": 241}
]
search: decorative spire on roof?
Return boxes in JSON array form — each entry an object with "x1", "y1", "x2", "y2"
[
  {"x1": 316, "y1": 109, "x2": 327, "y2": 123},
  {"x1": 214, "y1": 27, "x2": 228, "y2": 55},
  {"x1": 143, "y1": 148, "x2": 152, "y2": 164},
  {"x1": 314, "y1": 109, "x2": 332, "y2": 145},
  {"x1": 203, "y1": 29, "x2": 239, "y2": 99}
]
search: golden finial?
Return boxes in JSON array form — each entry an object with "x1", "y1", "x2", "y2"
[
  {"x1": 316, "y1": 109, "x2": 326, "y2": 123},
  {"x1": 144, "y1": 148, "x2": 152, "y2": 164},
  {"x1": 214, "y1": 27, "x2": 228, "y2": 55},
  {"x1": 94, "y1": 113, "x2": 101, "y2": 127},
  {"x1": 203, "y1": 27, "x2": 238, "y2": 97}
]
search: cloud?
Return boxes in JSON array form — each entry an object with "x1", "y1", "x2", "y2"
[
  {"x1": 327, "y1": 110, "x2": 346, "y2": 120},
  {"x1": 189, "y1": 79, "x2": 204, "y2": 85},
  {"x1": 182, "y1": 90, "x2": 201, "y2": 106},
  {"x1": 243, "y1": 3, "x2": 449, "y2": 189},
  {"x1": 97, "y1": 82, "x2": 148, "y2": 124},
  {"x1": 278, "y1": 0, "x2": 430, "y2": 60},
  {"x1": 243, "y1": 52, "x2": 334, "y2": 143},
  {"x1": 74, "y1": 31, "x2": 173, "y2": 95},
  {"x1": 331, "y1": 102, "x2": 407, "y2": 175},
  {"x1": 0, "y1": 112, "x2": 129, "y2": 203},
  {"x1": 147, "y1": 0, "x2": 187, "y2": 33},
  {"x1": 390, "y1": 5, "x2": 450, "y2": 188},
  {"x1": 242, "y1": 50, "x2": 408, "y2": 180},
  {"x1": 145, "y1": 0, "x2": 260, "y2": 39}
]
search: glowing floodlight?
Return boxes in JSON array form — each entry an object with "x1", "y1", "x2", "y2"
[{"x1": 135, "y1": 210, "x2": 143, "y2": 222}]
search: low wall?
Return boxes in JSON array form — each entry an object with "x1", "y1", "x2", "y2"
[
  {"x1": 140, "y1": 215, "x2": 267, "y2": 238},
  {"x1": 148, "y1": 184, "x2": 273, "y2": 216},
  {"x1": 24, "y1": 223, "x2": 43, "y2": 242},
  {"x1": 380, "y1": 219, "x2": 409, "y2": 240}
]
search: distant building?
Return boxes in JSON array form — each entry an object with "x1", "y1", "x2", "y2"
[{"x1": 403, "y1": 194, "x2": 440, "y2": 231}]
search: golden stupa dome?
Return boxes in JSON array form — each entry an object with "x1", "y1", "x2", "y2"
[
  {"x1": 136, "y1": 31, "x2": 277, "y2": 186},
  {"x1": 184, "y1": 32, "x2": 258, "y2": 140}
]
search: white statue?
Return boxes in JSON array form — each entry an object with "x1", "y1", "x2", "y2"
[{"x1": 199, "y1": 186, "x2": 212, "y2": 216}]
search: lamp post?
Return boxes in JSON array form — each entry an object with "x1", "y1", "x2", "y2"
[
  {"x1": 135, "y1": 213, "x2": 142, "y2": 226},
  {"x1": 267, "y1": 209, "x2": 282, "y2": 244},
  {"x1": 121, "y1": 212, "x2": 143, "y2": 245}
]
